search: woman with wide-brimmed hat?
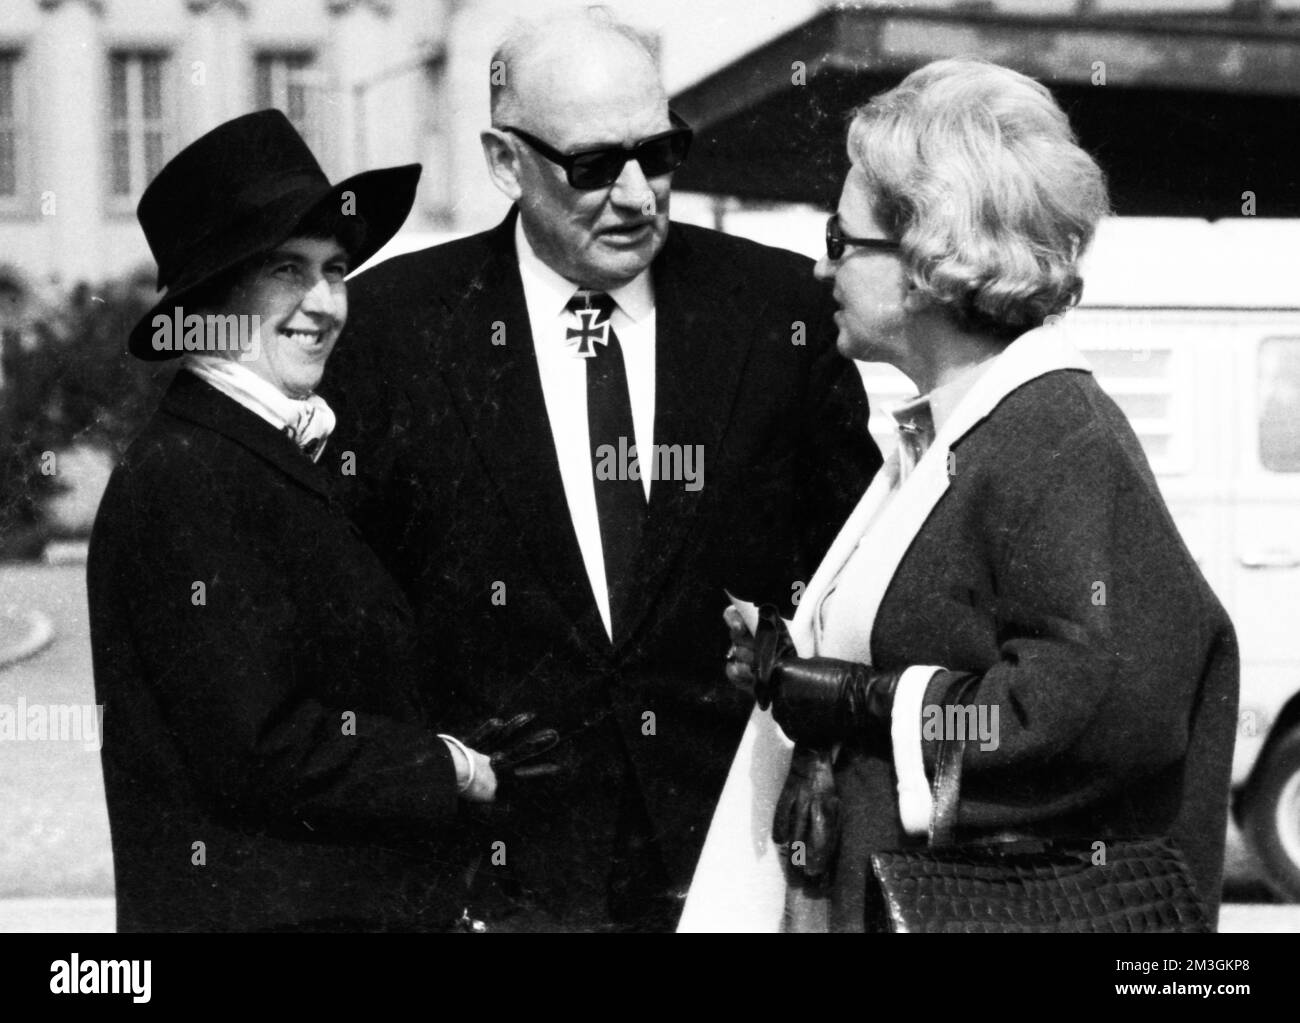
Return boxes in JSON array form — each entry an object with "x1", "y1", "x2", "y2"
[{"x1": 88, "y1": 110, "x2": 555, "y2": 932}]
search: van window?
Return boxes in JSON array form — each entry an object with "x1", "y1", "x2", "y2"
[
  {"x1": 1259, "y1": 337, "x2": 1300, "y2": 473},
  {"x1": 1081, "y1": 344, "x2": 1186, "y2": 474}
]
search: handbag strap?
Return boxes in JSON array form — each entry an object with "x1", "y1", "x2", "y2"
[{"x1": 928, "y1": 673, "x2": 982, "y2": 848}]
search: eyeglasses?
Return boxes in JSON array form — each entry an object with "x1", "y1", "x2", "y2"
[
  {"x1": 825, "y1": 213, "x2": 901, "y2": 261},
  {"x1": 498, "y1": 112, "x2": 693, "y2": 190}
]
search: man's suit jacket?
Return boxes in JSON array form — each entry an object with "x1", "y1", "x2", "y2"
[
  {"x1": 87, "y1": 371, "x2": 462, "y2": 932},
  {"x1": 323, "y1": 210, "x2": 881, "y2": 921}
]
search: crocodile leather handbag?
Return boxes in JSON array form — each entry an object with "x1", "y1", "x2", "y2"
[{"x1": 869, "y1": 678, "x2": 1211, "y2": 933}]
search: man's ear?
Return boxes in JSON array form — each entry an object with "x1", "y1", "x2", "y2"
[{"x1": 481, "y1": 129, "x2": 523, "y2": 202}]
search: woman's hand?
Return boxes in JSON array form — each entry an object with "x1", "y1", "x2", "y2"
[
  {"x1": 725, "y1": 603, "x2": 798, "y2": 710},
  {"x1": 724, "y1": 603, "x2": 900, "y2": 744},
  {"x1": 443, "y1": 740, "x2": 498, "y2": 802},
  {"x1": 461, "y1": 748, "x2": 498, "y2": 803},
  {"x1": 723, "y1": 605, "x2": 758, "y2": 695},
  {"x1": 457, "y1": 713, "x2": 563, "y2": 802}
]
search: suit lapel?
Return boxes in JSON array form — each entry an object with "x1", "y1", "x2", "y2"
[
  {"x1": 615, "y1": 226, "x2": 754, "y2": 651},
  {"x1": 430, "y1": 212, "x2": 607, "y2": 649},
  {"x1": 429, "y1": 217, "x2": 764, "y2": 655},
  {"x1": 160, "y1": 370, "x2": 333, "y2": 502},
  {"x1": 789, "y1": 322, "x2": 1095, "y2": 663}
]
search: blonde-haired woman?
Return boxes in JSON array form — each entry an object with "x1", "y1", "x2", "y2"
[{"x1": 713, "y1": 58, "x2": 1239, "y2": 932}]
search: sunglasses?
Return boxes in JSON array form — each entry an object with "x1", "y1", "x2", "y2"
[
  {"x1": 825, "y1": 213, "x2": 901, "y2": 261},
  {"x1": 499, "y1": 112, "x2": 693, "y2": 190}
]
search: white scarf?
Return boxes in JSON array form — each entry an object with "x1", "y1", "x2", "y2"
[{"x1": 182, "y1": 355, "x2": 336, "y2": 462}]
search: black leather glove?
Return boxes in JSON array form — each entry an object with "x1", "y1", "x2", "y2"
[
  {"x1": 753, "y1": 603, "x2": 901, "y2": 747},
  {"x1": 773, "y1": 744, "x2": 840, "y2": 886},
  {"x1": 751, "y1": 603, "x2": 797, "y2": 710},
  {"x1": 463, "y1": 712, "x2": 562, "y2": 786},
  {"x1": 772, "y1": 657, "x2": 902, "y2": 748}
]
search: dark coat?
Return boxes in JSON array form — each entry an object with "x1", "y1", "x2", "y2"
[
  {"x1": 321, "y1": 211, "x2": 880, "y2": 924},
  {"x1": 87, "y1": 371, "x2": 462, "y2": 932},
  {"x1": 826, "y1": 367, "x2": 1240, "y2": 931}
]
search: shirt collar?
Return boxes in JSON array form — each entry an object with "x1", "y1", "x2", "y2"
[
  {"x1": 181, "y1": 354, "x2": 336, "y2": 461},
  {"x1": 514, "y1": 215, "x2": 654, "y2": 328},
  {"x1": 892, "y1": 355, "x2": 999, "y2": 439}
]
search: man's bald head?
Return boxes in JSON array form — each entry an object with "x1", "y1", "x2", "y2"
[
  {"x1": 489, "y1": 8, "x2": 666, "y2": 131},
  {"x1": 480, "y1": 7, "x2": 678, "y2": 291}
]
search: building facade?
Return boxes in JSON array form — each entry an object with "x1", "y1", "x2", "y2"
[
  {"x1": 8, "y1": 0, "x2": 1292, "y2": 290},
  {"x1": 1, "y1": 0, "x2": 859, "y2": 293},
  {"x1": 1, "y1": 0, "x2": 464, "y2": 290}
]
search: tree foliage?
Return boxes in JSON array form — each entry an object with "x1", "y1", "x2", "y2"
[{"x1": 0, "y1": 269, "x2": 176, "y2": 558}]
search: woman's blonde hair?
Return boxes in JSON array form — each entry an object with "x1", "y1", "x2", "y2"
[{"x1": 848, "y1": 57, "x2": 1110, "y2": 337}]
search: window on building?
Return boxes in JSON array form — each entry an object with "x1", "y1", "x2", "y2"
[
  {"x1": 1259, "y1": 337, "x2": 1300, "y2": 473},
  {"x1": 255, "y1": 52, "x2": 323, "y2": 159},
  {"x1": 0, "y1": 51, "x2": 20, "y2": 200},
  {"x1": 109, "y1": 51, "x2": 171, "y2": 200}
]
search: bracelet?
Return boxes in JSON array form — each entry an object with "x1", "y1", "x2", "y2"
[{"x1": 438, "y1": 734, "x2": 476, "y2": 795}]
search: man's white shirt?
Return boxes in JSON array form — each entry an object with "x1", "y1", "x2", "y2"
[{"x1": 515, "y1": 218, "x2": 656, "y2": 641}]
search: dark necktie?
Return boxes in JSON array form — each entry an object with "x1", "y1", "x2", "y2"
[{"x1": 568, "y1": 290, "x2": 646, "y2": 640}]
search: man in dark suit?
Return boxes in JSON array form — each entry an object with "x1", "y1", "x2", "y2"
[{"x1": 323, "y1": 10, "x2": 881, "y2": 931}]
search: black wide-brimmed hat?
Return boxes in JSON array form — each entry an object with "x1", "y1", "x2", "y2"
[{"x1": 129, "y1": 108, "x2": 421, "y2": 359}]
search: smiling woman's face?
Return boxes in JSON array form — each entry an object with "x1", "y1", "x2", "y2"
[{"x1": 227, "y1": 236, "x2": 349, "y2": 398}]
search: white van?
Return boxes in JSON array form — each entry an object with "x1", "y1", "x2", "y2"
[{"x1": 709, "y1": 207, "x2": 1300, "y2": 899}]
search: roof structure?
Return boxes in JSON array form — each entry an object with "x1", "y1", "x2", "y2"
[{"x1": 669, "y1": 2, "x2": 1300, "y2": 216}]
